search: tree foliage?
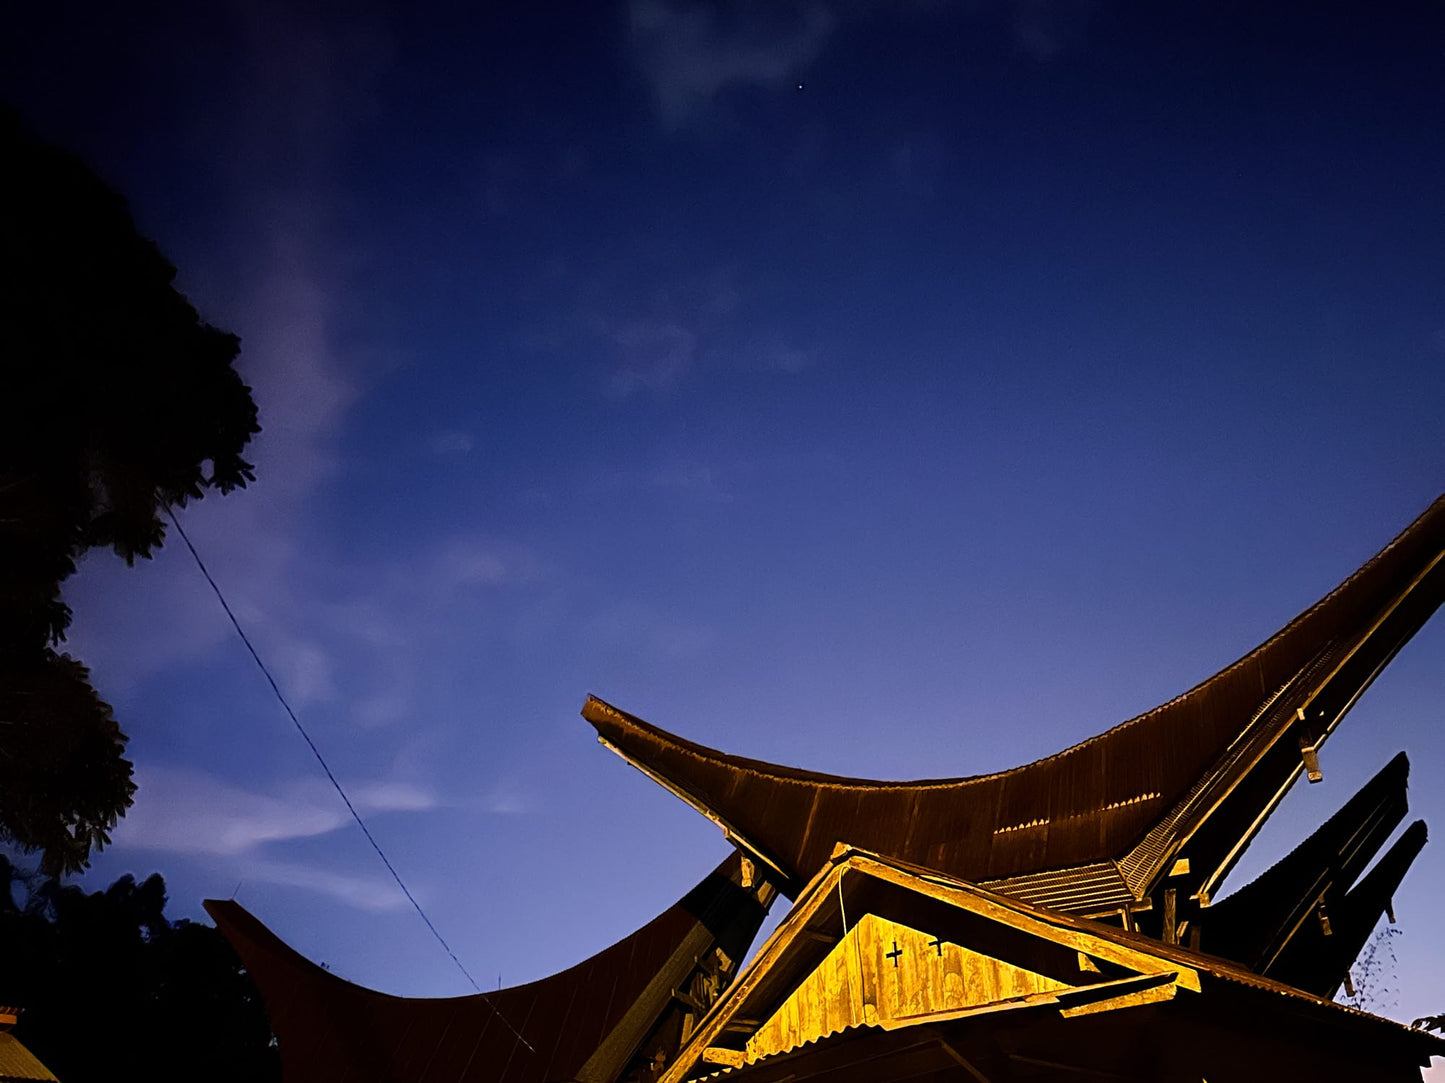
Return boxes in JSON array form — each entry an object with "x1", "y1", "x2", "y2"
[
  {"x1": 0, "y1": 108, "x2": 259, "y2": 873},
  {"x1": 0, "y1": 858, "x2": 279, "y2": 1082}
]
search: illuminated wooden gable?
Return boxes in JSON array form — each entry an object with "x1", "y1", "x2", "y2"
[
  {"x1": 661, "y1": 846, "x2": 1444, "y2": 1083},
  {"x1": 746, "y1": 912, "x2": 1074, "y2": 1061}
]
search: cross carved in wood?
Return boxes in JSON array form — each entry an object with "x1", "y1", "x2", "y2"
[
  {"x1": 886, "y1": 941, "x2": 903, "y2": 967},
  {"x1": 928, "y1": 936, "x2": 945, "y2": 956}
]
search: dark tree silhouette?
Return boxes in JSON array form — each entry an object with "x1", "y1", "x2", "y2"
[
  {"x1": 0, "y1": 857, "x2": 280, "y2": 1082},
  {"x1": 0, "y1": 108, "x2": 259, "y2": 873}
]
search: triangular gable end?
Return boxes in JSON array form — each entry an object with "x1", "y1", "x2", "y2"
[
  {"x1": 747, "y1": 912, "x2": 1072, "y2": 1060},
  {"x1": 662, "y1": 848, "x2": 1201, "y2": 1082}
]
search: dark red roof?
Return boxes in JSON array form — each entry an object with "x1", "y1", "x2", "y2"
[{"x1": 206, "y1": 851, "x2": 771, "y2": 1083}]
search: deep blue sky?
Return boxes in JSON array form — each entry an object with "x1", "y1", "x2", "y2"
[{"x1": 5, "y1": 0, "x2": 1444, "y2": 1035}]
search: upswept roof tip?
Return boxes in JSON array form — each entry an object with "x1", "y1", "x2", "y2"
[{"x1": 583, "y1": 493, "x2": 1445, "y2": 896}]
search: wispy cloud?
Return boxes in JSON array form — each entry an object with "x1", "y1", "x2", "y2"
[
  {"x1": 606, "y1": 319, "x2": 698, "y2": 396},
  {"x1": 651, "y1": 460, "x2": 735, "y2": 502},
  {"x1": 626, "y1": 0, "x2": 1100, "y2": 132},
  {"x1": 583, "y1": 456, "x2": 735, "y2": 504},
  {"x1": 755, "y1": 338, "x2": 819, "y2": 375},
  {"x1": 114, "y1": 766, "x2": 437, "y2": 858},
  {"x1": 241, "y1": 859, "x2": 408, "y2": 913},
  {"x1": 429, "y1": 429, "x2": 474, "y2": 455},
  {"x1": 567, "y1": 265, "x2": 816, "y2": 396},
  {"x1": 586, "y1": 599, "x2": 715, "y2": 661},
  {"x1": 479, "y1": 780, "x2": 534, "y2": 816},
  {"x1": 1008, "y1": 0, "x2": 1097, "y2": 61},
  {"x1": 268, "y1": 534, "x2": 537, "y2": 733},
  {"x1": 629, "y1": 0, "x2": 836, "y2": 129},
  {"x1": 60, "y1": 7, "x2": 374, "y2": 692},
  {"x1": 273, "y1": 639, "x2": 339, "y2": 707}
]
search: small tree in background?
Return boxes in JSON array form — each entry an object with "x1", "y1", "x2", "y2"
[
  {"x1": 0, "y1": 857, "x2": 279, "y2": 1082},
  {"x1": 1344, "y1": 923, "x2": 1403, "y2": 1015},
  {"x1": 0, "y1": 107, "x2": 260, "y2": 873}
]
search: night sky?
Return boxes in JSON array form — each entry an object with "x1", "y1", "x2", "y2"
[{"x1": 5, "y1": 0, "x2": 1445, "y2": 1040}]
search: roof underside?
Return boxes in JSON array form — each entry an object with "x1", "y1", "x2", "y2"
[
  {"x1": 682, "y1": 996, "x2": 1434, "y2": 1083},
  {"x1": 586, "y1": 494, "x2": 1445, "y2": 898}
]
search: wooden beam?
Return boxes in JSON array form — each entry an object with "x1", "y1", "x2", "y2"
[
  {"x1": 855, "y1": 857, "x2": 1199, "y2": 990},
  {"x1": 701, "y1": 1048, "x2": 746, "y2": 1068},
  {"x1": 1059, "y1": 977, "x2": 1178, "y2": 1018},
  {"x1": 722, "y1": 1018, "x2": 761, "y2": 1033},
  {"x1": 937, "y1": 1038, "x2": 997, "y2": 1082},
  {"x1": 672, "y1": 988, "x2": 707, "y2": 1013},
  {"x1": 1300, "y1": 733, "x2": 1324, "y2": 784},
  {"x1": 1006, "y1": 1053, "x2": 1132, "y2": 1079},
  {"x1": 595, "y1": 735, "x2": 792, "y2": 883}
]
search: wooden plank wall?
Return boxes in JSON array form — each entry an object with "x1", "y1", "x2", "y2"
[{"x1": 746, "y1": 914, "x2": 1069, "y2": 1061}]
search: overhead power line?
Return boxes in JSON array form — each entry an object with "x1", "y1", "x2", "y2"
[{"x1": 163, "y1": 505, "x2": 533, "y2": 1053}]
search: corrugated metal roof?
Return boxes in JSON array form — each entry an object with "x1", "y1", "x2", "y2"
[
  {"x1": 584, "y1": 494, "x2": 1445, "y2": 901},
  {"x1": 841, "y1": 844, "x2": 1435, "y2": 1038},
  {"x1": 660, "y1": 845, "x2": 1445, "y2": 1083},
  {"x1": 678, "y1": 992, "x2": 1435, "y2": 1083},
  {"x1": 0, "y1": 1033, "x2": 58, "y2": 1083},
  {"x1": 979, "y1": 861, "x2": 1134, "y2": 916}
]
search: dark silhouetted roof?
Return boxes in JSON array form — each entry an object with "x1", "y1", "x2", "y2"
[
  {"x1": 1204, "y1": 751, "x2": 1411, "y2": 975},
  {"x1": 1269, "y1": 818, "x2": 1428, "y2": 999}
]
